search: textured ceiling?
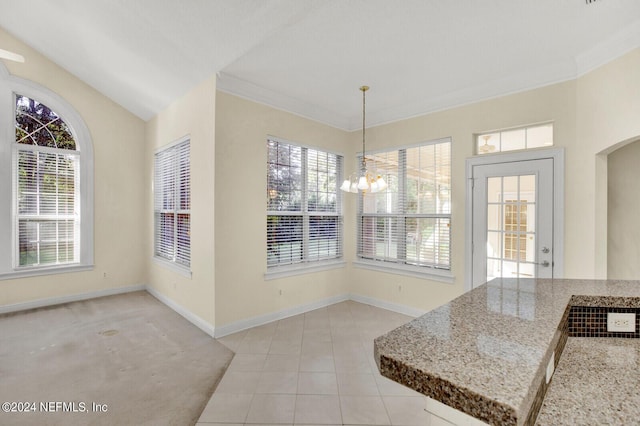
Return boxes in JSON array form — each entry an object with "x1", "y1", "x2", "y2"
[{"x1": 1, "y1": 0, "x2": 639, "y2": 129}]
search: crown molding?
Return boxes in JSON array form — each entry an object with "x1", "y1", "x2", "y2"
[
  {"x1": 363, "y1": 60, "x2": 578, "y2": 130},
  {"x1": 216, "y1": 72, "x2": 352, "y2": 130},
  {"x1": 218, "y1": 61, "x2": 577, "y2": 132},
  {"x1": 217, "y1": 21, "x2": 640, "y2": 132},
  {"x1": 575, "y1": 19, "x2": 640, "y2": 77}
]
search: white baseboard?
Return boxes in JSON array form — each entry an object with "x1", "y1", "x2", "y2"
[
  {"x1": 0, "y1": 284, "x2": 146, "y2": 315},
  {"x1": 214, "y1": 293, "x2": 350, "y2": 338},
  {"x1": 145, "y1": 286, "x2": 216, "y2": 338},
  {"x1": 1, "y1": 286, "x2": 427, "y2": 340},
  {"x1": 349, "y1": 293, "x2": 427, "y2": 318}
]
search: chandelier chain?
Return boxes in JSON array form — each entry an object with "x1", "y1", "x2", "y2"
[{"x1": 361, "y1": 86, "x2": 369, "y2": 171}]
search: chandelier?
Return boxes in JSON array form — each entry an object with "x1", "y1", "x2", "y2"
[
  {"x1": 340, "y1": 86, "x2": 387, "y2": 194},
  {"x1": 478, "y1": 134, "x2": 496, "y2": 154}
]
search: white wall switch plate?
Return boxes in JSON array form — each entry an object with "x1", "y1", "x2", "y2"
[{"x1": 607, "y1": 312, "x2": 636, "y2": 333}]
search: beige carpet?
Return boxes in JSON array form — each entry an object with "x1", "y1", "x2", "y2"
[{"x1": 0, "y1": 291, "x2": 233, "y2": 426}]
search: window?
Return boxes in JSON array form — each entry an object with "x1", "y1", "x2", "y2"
[
  {"x1": 154, "y1": 138, "x2": 191, "y2": 271},
  {"x1": 0, "y1": 79, "x2": 94, "y2": 279},
  {"x1": 504, "y1": 201, "x2": 528, "y2": 262},
  {"x1": 15, "y1": 95, "x2": 79, "y2": 267},
  {"x1": 267, "y1": 138, "x2": 343, "y2": 271},
  {"x1": 476, "y1": 123, "x2": 553, "y2": 155},
  {"x1": 357, "y1": 138, "x2": 451, "y2": 277}
]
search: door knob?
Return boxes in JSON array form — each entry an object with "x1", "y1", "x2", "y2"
[
  {"x1": 541, "y1": 247, "x2": 550, "y2": 254},
  {"x1": 536, "y1": 260, "x2": 550, "y2": 267}
]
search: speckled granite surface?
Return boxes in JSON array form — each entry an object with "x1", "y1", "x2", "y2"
[
  {"x1": 373, "y1": 279, "x2": 640, "y2": 426},
  {"x1": 536, "y1": 337, "x2": 640, "y2": 425}
]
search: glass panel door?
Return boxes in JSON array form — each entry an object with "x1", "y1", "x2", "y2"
[
  {"x1": 486, "y1": 175, "x2": 536, "y2": 281},
  {"x1": 471, "y1": 159, "x2": 553, "y2": 288}
]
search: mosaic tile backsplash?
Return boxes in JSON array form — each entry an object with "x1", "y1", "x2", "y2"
[{"x1": 568, "y1": 306, "x2": 640, "y2": 338}]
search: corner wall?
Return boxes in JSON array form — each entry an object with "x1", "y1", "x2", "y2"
[
  {"x1": 145, "y1": 76, "x2": 217, "y2": 331},
  {"x1": 214, "y1": 91, "x2": 351, "y2": 329}
]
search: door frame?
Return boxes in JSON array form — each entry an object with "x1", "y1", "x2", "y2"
[{"x1": 465, "y1": 148, "x2": 565, "y2": 292}]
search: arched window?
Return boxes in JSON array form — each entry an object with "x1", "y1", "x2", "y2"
[
  {"x1": 0, "y1": 66, "x2": 93, "y2": 278},
  {"x1": 15, "y1": 95, "x2": 79, "y2": 267}
]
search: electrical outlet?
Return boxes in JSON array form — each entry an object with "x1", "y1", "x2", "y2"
[
  {"x1": 607, "y1": 312, "x2": 635, "y2": 332},
  {"x1": 545, "y1": 351, "x2": 554, "y2": 384}
]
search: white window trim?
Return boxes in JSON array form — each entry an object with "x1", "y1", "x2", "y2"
[
  {"x1": 266, "y1": 136, "x2": 345, "y2": 274},
  {"x1": 152, "y1": 256, "x2": 192, "y2": 278},
  {"x1": 355, "y1": 137, "x2": 453, "y2": 280},
  {"x1": 264, "y1": 259, "x2": 345, "y2": 280},
  {"x1": 153, "y1": 135, "x2": 191, "y2": 274},
  {"x1": 0, "y1": 65, "x2": 94, "y2": 279},
  {"x1": 353, "y1": 259, "x2": 455, "y2": 283},
  {"x1": 475, "y1": 121, "x2": 554, "y2": 155}
]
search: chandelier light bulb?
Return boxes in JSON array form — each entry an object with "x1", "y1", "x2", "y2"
[{"x1": 357, "y1": 175, "x2": 369, "y2": 190}]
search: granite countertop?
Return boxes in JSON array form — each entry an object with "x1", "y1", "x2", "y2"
[
  {"x1": 373, "y1": 279, "x2": 640, "y2": 426},
  {"x1": 536, "y1": 337, "x2": 640, "y2": 425}
]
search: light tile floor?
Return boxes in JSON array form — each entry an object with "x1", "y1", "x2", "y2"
[{"x1": 197, "y1": 300, "x2": 430, "y2": 426}]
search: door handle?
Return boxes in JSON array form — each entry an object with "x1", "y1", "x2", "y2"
[{"x1": 536, "y1": 260, "x2": 550, "y2": 267}]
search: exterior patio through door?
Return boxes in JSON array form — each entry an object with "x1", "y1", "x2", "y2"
[{"x1": 470, "y1": 158, "x2": 555, "y2": 289}]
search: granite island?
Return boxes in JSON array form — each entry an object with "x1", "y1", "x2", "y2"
[{"x1": 374, "y1": 278, "x2": 640, "y2": 425}]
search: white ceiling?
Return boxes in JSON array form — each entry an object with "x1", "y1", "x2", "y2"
[{"x1": 0, "y1": 0, "x2": 639, "y2": 130}]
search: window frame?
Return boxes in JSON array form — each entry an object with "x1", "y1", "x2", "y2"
[
  {"x1": 15, "y1": 143, "x2": 81, "y2": 268},
  {"x1": 475, "y1": 122, "x2": 554, "y2": 155},
  {"x1": 265, "y1": 136, "x2": 345, "y2": 280},
  {"x1": 0, "y1": 71, "x2": 94, "y2": 280},
  {"x1": 153, "y1": 135, "x2": 191, "y2": 277},
  {"x1": 354, "y1": 137, "x2": 454, "y2": 283}
]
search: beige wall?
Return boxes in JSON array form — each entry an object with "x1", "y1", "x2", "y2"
[
  {"x1": 349, "y1": 82, "x2": 577, "y2": 312},
  {"x1": 0, "y1": 29, "x2": 146, "y2": 307},
  {"x1": 608, "y1": 139, "x2": 640, "y2": 279},
  {"x1": 350, "y1": 48, "x2": 640, "y2": 311},
  {"x1": 214, "y1": 91, "x2": 350, "y2": 327},
  {"x1": 576, "y1": 48, "x2": 640, "y2": 278},
  {"x1": 145, "y1": 76, "x2": 217, "y2": 328}
]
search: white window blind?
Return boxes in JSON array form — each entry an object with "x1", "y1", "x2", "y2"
[
  {"x1": 154, "y1": 139, "x2": 190, "y2": 268},
  {"x1": 267, "y1": 138, "x2": 343, "y2": 268},
  {"x1": 358, "y1": 138, "x2": 451, "y2": 271},
  {"x1": 14, "y1": 94, "x2": 80, "y2": 268}
]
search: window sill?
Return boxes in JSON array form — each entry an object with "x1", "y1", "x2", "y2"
[
  {"x1": 353, "y1": 259, "x2": 454, "y2": 283},
  {"x1": 152, "y1": 257, "x2": 192, "y2": 278},
  {"x1": 265, "y1": 259, "x2": 346, "y2": 280},
  {"x1": 0, "y1": 263, "x2": 94, "y2": 281}
]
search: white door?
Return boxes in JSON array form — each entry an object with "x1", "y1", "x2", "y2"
[{"x1": 471, "y1": 159, "x2": 554, "y2": 288}]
